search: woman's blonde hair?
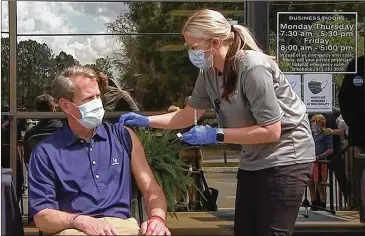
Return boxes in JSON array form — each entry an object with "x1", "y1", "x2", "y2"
[
  {"x1": 182, "y1": 9, "x2": 261, "y2": 101},
  {"x1": 311, "y1": 114, "x2": 327, "y2": 128}
]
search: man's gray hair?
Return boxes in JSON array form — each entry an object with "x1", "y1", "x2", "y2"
[{"x1": 52, "y1": 65, "x2": 97, "y2": 101}]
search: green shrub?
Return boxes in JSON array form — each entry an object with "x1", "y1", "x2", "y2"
[{"x1": 134, "y1": 128, "x2": 194, "y2": 213}]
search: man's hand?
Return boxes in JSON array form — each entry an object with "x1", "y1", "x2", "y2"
[
  {"x1": 141, "y1": 217, "x2": 171, "y2": 236},
  {"x1": 74, "y1": 215, "x2": 119, "y2": 235}
]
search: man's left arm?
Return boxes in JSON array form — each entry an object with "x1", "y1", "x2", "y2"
[{"x1": 125, "y1": 127, "x2": 170, "y2": 236}]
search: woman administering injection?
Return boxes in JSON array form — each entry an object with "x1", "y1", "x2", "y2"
[{"x1": 118, "y1": 9, "x2": 315, "y2": 236}]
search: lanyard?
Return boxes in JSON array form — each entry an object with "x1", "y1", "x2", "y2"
[{"x1": 214, "y1": 75, "x2": 221, "y2": 128}]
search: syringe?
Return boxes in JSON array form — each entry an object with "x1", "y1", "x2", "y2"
[{"x1": 194, "y1": 110, "x2": 197, "y2": 126}]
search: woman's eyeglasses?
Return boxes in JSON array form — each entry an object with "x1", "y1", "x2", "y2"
[{"x1": 184, "y1": 39, "x2": 209, "y2": 51}]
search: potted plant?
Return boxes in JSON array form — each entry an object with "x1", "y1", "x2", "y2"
[{"x1": 134, "y1": 128, "x2": 194, "y2": 214}]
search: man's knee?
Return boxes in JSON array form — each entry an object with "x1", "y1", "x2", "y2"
[
  {"x1": 55, "y1": 228, "x2": 86, "y2": 235},
  {"x1": 54, "y1": 218, "x2": 140, "y2": 236},
  {"x1": 105, "y1": 217, "x2": 141, "y2": 235}
]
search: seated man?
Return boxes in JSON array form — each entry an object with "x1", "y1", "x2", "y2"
[
  {"x1": 23, "y1": 94, "x2": 63, "y2": 164},
  {"x1": 28, "y1": 65, "x2": 170, "y2": 236}
]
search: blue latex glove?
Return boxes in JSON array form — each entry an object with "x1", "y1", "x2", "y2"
[
  {"x1": 118, "y1": 112, "x2": 150, "y2": 127},
  {"x1": 180, "y1": 125, "x2": 217, "y2": 145}
]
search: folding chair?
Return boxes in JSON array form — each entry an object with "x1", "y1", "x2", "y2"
[
  {"x1": 131, "y1": 179, "x2": 146, "y2": 226},
  {"x1": 25, "y1": 133, "x2": 53, "y2": 236},
  {"x1": 16, "y1": 143, "x2": 26, "y2": 216},
  {"x1": 27, "y1": 133, "x2": 53, "y2": 158}
]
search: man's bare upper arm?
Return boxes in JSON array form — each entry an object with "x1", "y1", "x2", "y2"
[{"x1": 124, "y1": 127, "x2": 160, "y2": 196}]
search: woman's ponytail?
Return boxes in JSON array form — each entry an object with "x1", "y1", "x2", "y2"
[
  {"x1": 234, "y1": 25, "x2": 262, "y2": 52},
  {"x1": 221, "y1": 25, "x2": 261, "y2": 101}
]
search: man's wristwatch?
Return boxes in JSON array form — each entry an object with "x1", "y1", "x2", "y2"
[{"x1": 216, "y1": 128, "x2": 225, "y2": 144}]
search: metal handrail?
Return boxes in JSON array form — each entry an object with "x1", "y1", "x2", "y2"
[
  {"x1": 323, "y1": 144, "x2": 360, "y2": 211},
  {"x1": 0, "y1": 111, "x2": 217, "y2": 119}
]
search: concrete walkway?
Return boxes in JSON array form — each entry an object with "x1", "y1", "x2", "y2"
[
  {"x1": 165, "y1": 209, "x2": 365, "y2": 236},
  {"x1": 166, "y1": 211, "x2": 233, "y2": 235},
  {"x1": 23, "y1": 209, "x2": 364, "y2": 236}
]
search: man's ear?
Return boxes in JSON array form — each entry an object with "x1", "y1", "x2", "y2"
[{"x1": 58, "y1": 98, "x2": 69, "y2": 113}]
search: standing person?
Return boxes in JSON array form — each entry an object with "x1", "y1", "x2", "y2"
[
  {"x1": 118, "y1": 9, "x2": 315, "y2": 236},
  {"x1": 310, "y1": 114, "x2": 333, "y2": 210},
  {"x1": 322, "y1": 108, "x2": 343, "y2": 155},
  {"x1": 322, "y1": 109, "x2": 351, "y2": 204},
  {"x1": 96, "y1": 71, "x2": 139, "y2": 113},
  {"x1": 23, "y1": 94, "x2": 63, "y2": 164}
]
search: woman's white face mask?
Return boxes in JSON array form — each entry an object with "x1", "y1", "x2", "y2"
[
  {"x1": 70, "y1": 98, "x2": 105, "y2": 129},
  {"x1": 185, "y1": 40, "x2": 214, "y2": 69},
  {"x1": 188, "y1": 50, "x2": 213, "y2": 69}
]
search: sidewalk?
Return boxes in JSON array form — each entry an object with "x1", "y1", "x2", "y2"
[
  {"x1": 23, "y1": 209, "x2": 364, "y2": 236},
  {"x1": 166, "y1": 211, "x2": 233, "y2": 235},
  {"x1": 166, "y1": 209, "x2": 365, "y2": 236},
  {"x1": 202, "y1": 166, "x2": 238, "y2": 173}
]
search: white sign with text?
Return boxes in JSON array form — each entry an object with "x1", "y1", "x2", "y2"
[
  {"x1": 303, "y1": 74, "x2": 332, "y2": 112},
  {"x1": 285, "y1": 74, "x2": 302, "y2": 98}
]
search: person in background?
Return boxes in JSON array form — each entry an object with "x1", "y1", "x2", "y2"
[
  {"x1": 167, "y1": 105, "x2": 180, "y2": 112},
  {"x1": 1, "y1": 105, "x2": 29, "y2": 201},
  {"x1": 339, "y1": 56, "x2": 365, "y2": 151},
  {"x1": 96, "y1": 71, "x2": 139, "y2": 113},
  {"x1": 339, "y1": 56, "x2": 365, "y2": 210},
  {"x1": 310, "y1": 114, "x2": 333, "y2": 210},
  {"x1": 336, "y1": 114, "x2": 349, "y2": 138},
  {"x1": 323, "y1": 113, "x2": 347, "y2": 138},
  {"x1": 322, "y1": 109, "x2": 351, "y2": 207},
  {"x1": 322, "y1": 108, "x2": 344, "y2": 151},
  {"x1": 333, "y1": 113, "x2": 358, "y2": 209},
  {"x1": 1, "y1": 106, "x2": 11, "y2": 168},
  {"x1": 167, "y1": 96, "x2": 191, "y2": 113},
  {"x1": 23, "y1": 94, "x2": 63, "y2": 164}
]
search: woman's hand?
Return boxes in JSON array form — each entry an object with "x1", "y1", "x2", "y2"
[
  {"x1": 180, "y1": 125, "x2": 217, "y2": 145},
  {"x1": 118, "y1": 112, "x2": 150, "y2": 127}
]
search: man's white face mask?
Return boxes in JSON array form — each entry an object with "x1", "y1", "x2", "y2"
[{"x1": 72, "y1": 98, "x2": 105, "y2": 129}]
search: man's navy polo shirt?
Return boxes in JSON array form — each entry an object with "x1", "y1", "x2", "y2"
[{"x1": 28, "y1": 122, "x2": 133, "y2": 219}]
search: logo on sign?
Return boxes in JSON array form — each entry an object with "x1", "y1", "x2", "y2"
[
  {"x1": 308, "y1": 79, "x2": 328, "y2": 94},
  {"x1": 353, "y1": 76, "x2": 363, "y2": 87}
]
